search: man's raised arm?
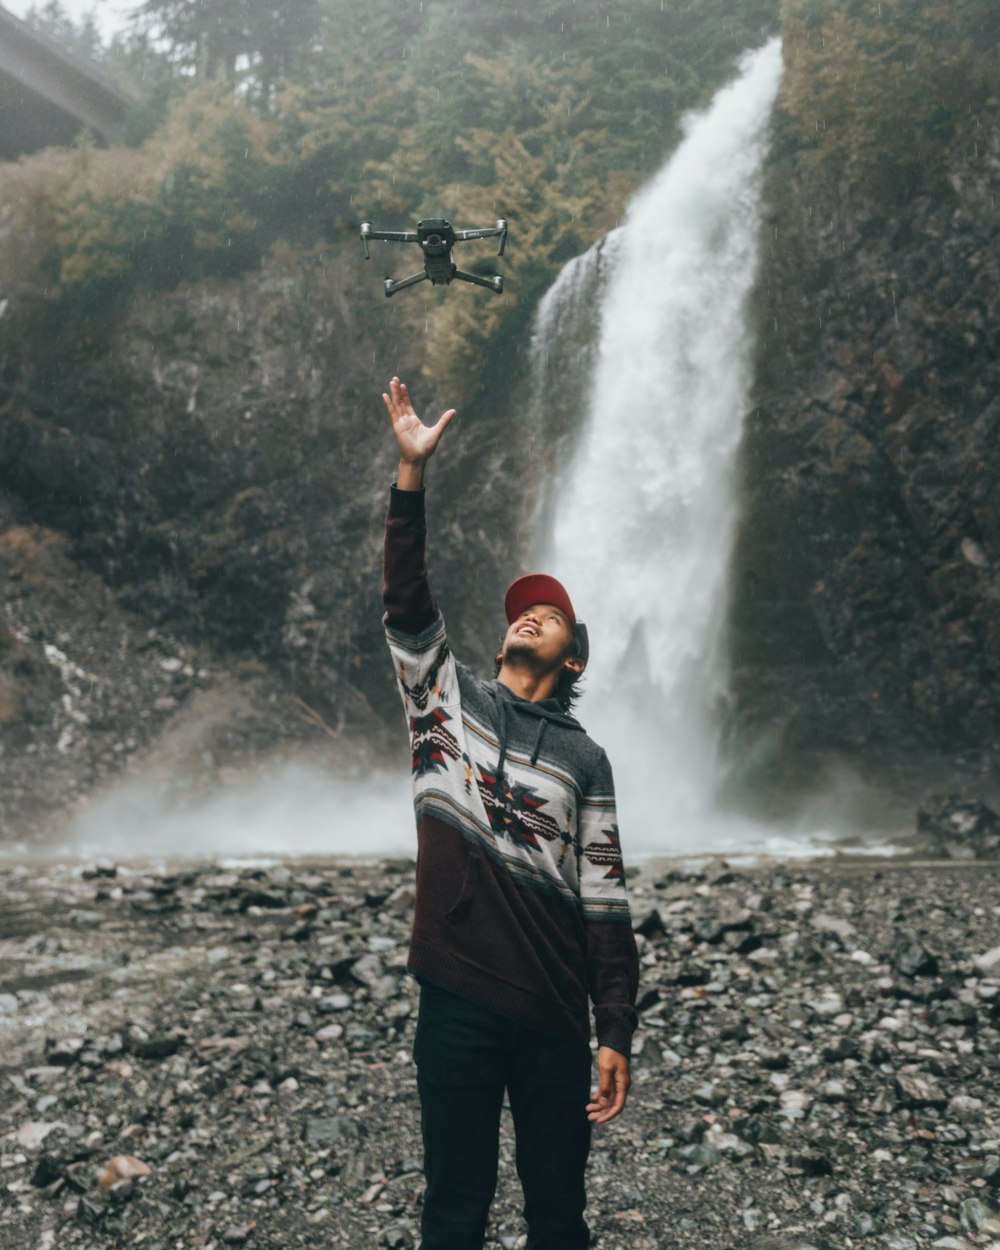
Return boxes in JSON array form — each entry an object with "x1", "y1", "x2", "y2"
[{"x1": 381, "y1": 378, "x2": 455, "y2": 639}]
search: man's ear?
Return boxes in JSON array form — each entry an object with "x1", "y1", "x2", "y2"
[{"x1": 563, "y1": 654, "x2": 585, "y2": 675}]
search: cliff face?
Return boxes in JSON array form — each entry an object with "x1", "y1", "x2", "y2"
[
  {"x1": 0, "y1": 247, "x2": 544, "y2": 836},
  {"x1": 727, "y1": 84, "x2": 1000, "y2": 806}
]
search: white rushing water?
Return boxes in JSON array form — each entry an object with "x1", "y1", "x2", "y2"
[{"x1": 541, "y1": 40, "x2": 806, "y2": 857}]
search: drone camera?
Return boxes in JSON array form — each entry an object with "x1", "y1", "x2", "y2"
[{"x1": 417, "y1": 219, "x2": 458, "y2": 256}]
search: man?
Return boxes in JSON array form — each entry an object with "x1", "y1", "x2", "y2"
[{"x1": 381, "y1": 377, "x2": 638, "y2": 1250}]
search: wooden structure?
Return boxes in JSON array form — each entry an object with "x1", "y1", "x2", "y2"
[{"x1": 0, "y1": 4, "x2": 133, "y2": 159}]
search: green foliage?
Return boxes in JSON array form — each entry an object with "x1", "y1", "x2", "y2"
[
  {"x1": 779, "y1": 0, "x2": 999, "y2": 199},
  {"x1": 2, "y1": 0, "x2": 783, "y2": 392},
  {"x1": 130, "y1": 0, "x2": 322, "y2": 101},
  {"x1": 0, "y1": 87, "x2": 280, "y2": 320}
]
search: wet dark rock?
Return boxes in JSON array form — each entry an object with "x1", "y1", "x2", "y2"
[
  {"x1": 76, "y1": 1194, "x2": 106, "y2": 1224},
  {"x1": 44, "y1": 1036, "x2": 85, "y2": 1066},
  {"x1": 221, "y1": 1224, "x2": 255, "y2": 1245},
  {"x1": 379, "y1": 1225, "x2": 416, "y2": 1249},
  {"x1": 634, "y1": 909, "x2": 666, "y2": 939},
  {"x1": 126, "y1": 1028, "x2": 185, "y2": 1060},
  {"x1": 974, "y1": 945, "x2": 1000, "y2": 976},
  {"x1": 788, "y1": 1151, "x2": 833, "y2": 1176},
  {"x1": 917, "y1": 796, "x2": 1000, "y2": 860},
  {"x1": 30, "y1": 1154, "x2": 65, "y2": 1188},
  {"x1": 822, "y1": 1036, "x2": 860, "y2": 1062},
  {"x1": 894, "y1": 1073, "x2": 948, "y2": 1108},
  {"x1": 239, "y1": 889, "x2": 286, "y2": 911},
  {"x1": 894, "y1": 940, "x2": 940, "y2": 978},
  {"x1": 670, "y1": 1142, "x2": 722, "y2": 1169},
  {"x1": 303, "y1": 1115, "x2": 361, "y2": 1146},
  {"x1": 81, "y1": 861, "x2": 118, "y2": 879},
  {"x1": 674, "y1": 961, "x2": 711, "y2": 986}
]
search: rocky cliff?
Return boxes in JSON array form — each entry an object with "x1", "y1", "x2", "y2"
[
  {"x1": 727, "y1": 62, "x2": 1000, "y2": 812},
  {"x1": 0, "y1": 245, "x2": 543, "y2": 838}
]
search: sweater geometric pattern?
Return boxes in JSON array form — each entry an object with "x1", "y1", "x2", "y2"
[{"x1": 386, "y1": 614, "x2": 629, "y2": 922}]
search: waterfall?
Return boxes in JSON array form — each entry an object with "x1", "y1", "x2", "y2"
[{"x1": 538, "y1": 40, "x2": 787, "y2": 856}]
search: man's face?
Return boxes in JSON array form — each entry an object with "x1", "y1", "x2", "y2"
[{"x1": 500, "y1": 603, "x2": 580, "y2": 674}]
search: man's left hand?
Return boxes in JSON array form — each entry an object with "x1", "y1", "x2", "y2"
[{"x1": 586, "y1": 1046, "x2": 631, "y2": 1124}]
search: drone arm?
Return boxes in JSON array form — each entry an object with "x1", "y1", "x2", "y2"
[
  {"x1": 452, "y1": 269, "x2": 504, "y2": 295},
  {"x1": 384, "y1": 271, "x2": 430, "y2": 298},
  {"x1": 367, "y1": 230, "x2": 420, "y2": 244},
  {"x1": 453, "y1": 219, "x2": 508, "y2": 256},
  {"x1": 360, "y1": 221, "x2": 420, "y2": 260}
]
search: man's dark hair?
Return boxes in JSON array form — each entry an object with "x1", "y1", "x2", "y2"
[
  {"x1": 494, "y1": 640, "x2": 585, "y2": 714},
  {"x1": 553, "y1": 664, "x2": 585, "y2": 714}
]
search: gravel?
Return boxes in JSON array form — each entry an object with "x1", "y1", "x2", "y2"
[{"x1": 1, "y1": 853, "x2": 998, "y2": 1250}]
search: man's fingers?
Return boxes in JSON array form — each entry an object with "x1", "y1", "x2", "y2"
[
  {"x1": 432, "y1": 409, "x2": 457, "y2": 438},
  {"x1": 586, "y1": 1051, "x2": 631, "y2": 1124},
  {"x1": 396, "y1": 379, "x2": 416, "y2": 419}
]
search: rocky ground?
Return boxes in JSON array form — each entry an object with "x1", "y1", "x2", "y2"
[{"x1": 1, "y1": 853, "x2": 998, "y2": 1250}]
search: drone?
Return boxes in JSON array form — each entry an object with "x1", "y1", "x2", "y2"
[{"x1": 360, "y1": 217, "x2": 508, "y2": 297}]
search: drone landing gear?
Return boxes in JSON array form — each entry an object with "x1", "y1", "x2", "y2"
[{"x1": 383, "y1": 269, "x2": 503, "y2": 297}]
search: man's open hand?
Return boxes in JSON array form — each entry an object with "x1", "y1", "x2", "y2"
[
  {"x1": 586, "y1": 1046, "x2": 631, "y2": 1124},
  {"x1": 383, "y1": 377, "x2": 455, "y2": 488}
]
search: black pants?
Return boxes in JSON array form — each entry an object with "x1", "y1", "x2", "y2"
[{"x1": 414, "y1": 981, "x2": 592, "y2": 1250}]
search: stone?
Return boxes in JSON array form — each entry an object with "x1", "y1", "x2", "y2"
[
  {"x1": 974, "y1": 946, "x2": 1000, "y2": 976},
  {"x1": 303, "y1": 1116, "x2": 360, "y2": 1146},
  {"x1": 810, "y1": 913, "x2": 856, "y2": 940},
  {"x1": 895, "y1": 1073, "x2": 948, "y2": 1107},
  {"x1": 16, "y1": 1122, "x2": 67, "y2": 1150},
  {"x1": 807, "y1": 990, "x2": 844, "y2": 1015},
  {"x1": 947, "y1": 1094, "x2": 984, "y2": 1118},
  {"x1": 893, "y1": 941, "x2": 939, "y2": 978},
  {"x1": 317, "y1": 992, "x2": 352, "y2": 1013},
  {"x1": 222, "y1": 1224, "x2": 255, "y2": 1245},
  {"x1": 634, "y1": 909, "x2": 666, "y2": 939},
  {"x1": 127, "y1": 1029, "x2": 184, "y2": 1059},
  {"x1": 98, "y1": 1155, "x2": 152, "y2": 1191},
  {"x1": 196, "y1": 1035, "x2": 250, "y2": 1059},
  {"x1": 44, "y1": 1037, "x2": 85, "y2": 1066},
  {"x1": 379, "y1": 1225, "x2": 415, "y2": 1249},
  {"x1": 960, "y1": 1199, "x2": 990, "y2": 1232}
]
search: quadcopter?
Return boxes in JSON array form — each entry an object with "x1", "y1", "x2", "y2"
[{"x1": 360, "y1": 217, "x2": 508, "y2": 297}]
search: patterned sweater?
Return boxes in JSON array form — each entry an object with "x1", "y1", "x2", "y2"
[{"x1": 383, "y1": 485, "x2": 639, "y2": 1056}]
